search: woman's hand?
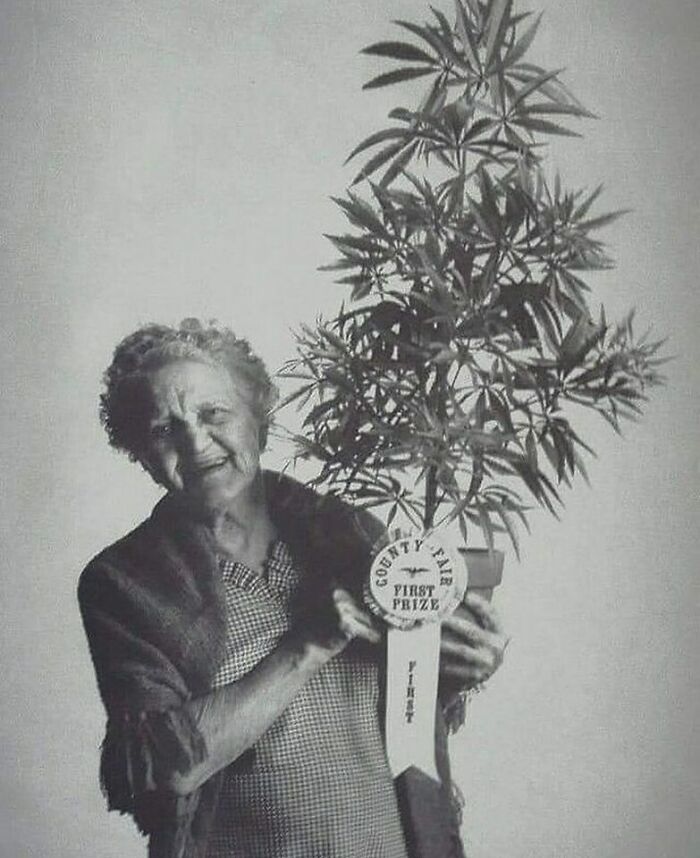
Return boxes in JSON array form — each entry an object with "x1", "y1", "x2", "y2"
[
  {"x1": 293, "y1": 587, "x2": 382, "y2": 663},
  {"x1": 172, "y1": 589, "x2": 380, "y2": 795},
  {"x1": 439, "y1": 592, "x2": 509, "y2": 692}
]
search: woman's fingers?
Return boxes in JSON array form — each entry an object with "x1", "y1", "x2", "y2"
[
  {"x1": 441, "y1": 611, "x2": 494, "y2": 648},
  {"x1": 439, "y1": 632, "x2": 494, "y2": 664},
  {"x1": 333, "y1": 589, "x2": 382, "y2": 644},
  {"x1": 438, "y1": 653, "x2": 491, "y2": 683},
  {"x1": 439, "y1": 596, "x2": 510, "y2": 686},
  {"x1": 463, "y1": 592, "x2": 504, "y2": 635},
  {"x1": 293, "y1": 586, "x2": 381, "y2": 658},
  {"x1": 439, "y1": 665, "x2": 490, "y2": 684},
  {"x1": 439, "y1": 632, "x2": 501, "y2": 679}
]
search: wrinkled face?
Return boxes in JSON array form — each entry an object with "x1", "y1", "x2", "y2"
[{"x1": 138, "y1": 359, "x2": 262, "y2": 514}]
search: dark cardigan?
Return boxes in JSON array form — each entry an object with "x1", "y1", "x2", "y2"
[{"x1": 78, "y1": 470, "x2": 465, "y2": 858}]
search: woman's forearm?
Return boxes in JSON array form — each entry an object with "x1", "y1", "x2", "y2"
[{"x1": 167, "y1": 634, "x2": 329, "y2": 795}]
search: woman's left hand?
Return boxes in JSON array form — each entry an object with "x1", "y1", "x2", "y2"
[{"x1": 439, "y1": 592, "x2": 509, "y2": 691}]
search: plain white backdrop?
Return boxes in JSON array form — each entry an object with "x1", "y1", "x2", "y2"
[{"x1": 1, "y1": 1, "x2": 698, "y2": 856}]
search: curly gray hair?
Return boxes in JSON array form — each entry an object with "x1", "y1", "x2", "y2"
[{"x1": 100, "y1": 318, "x2": 278, "y2": 459}]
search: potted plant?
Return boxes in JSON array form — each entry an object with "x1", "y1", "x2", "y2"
[{"x1": 279, "y1": 0, "x2": 665, "y2": 589}]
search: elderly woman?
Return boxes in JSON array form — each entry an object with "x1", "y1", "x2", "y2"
[{"x1": 78, "y1": 319, "x2": 508, "y2": 858}]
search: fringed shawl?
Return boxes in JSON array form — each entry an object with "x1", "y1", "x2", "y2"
[{"x1": 78, "y1": 470, "x2": 464, "y2": 858}]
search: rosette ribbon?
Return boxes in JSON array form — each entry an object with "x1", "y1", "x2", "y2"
[{"x1": 365, "y1": 532, "x2": 467, "y2": 780}]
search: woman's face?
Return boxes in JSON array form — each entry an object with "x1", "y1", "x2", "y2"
[{"x1": 138, "y1": 359, "x2": 263, "y2": 514}]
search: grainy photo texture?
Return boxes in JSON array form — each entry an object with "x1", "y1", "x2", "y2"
[{"x1": 0, "y1": 2, "x2": 698, "y2": 857}]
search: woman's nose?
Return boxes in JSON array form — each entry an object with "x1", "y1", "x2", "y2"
[{"x1": 181, "y1": 419, "x2": 211, "y2": 455}]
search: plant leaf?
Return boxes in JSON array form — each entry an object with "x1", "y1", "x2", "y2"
[
  {"x1": 352, "y1": 140, "x2": 407, "y2": 185},
  {"x1": 430, "y1": 5, "x2": 454, "y2": 40},
  {"x1": 454, "y1": 0, "x2": 481, "y2": 71},
  {"x1": 486, "y1": 495, "x2": 521, "y2": 558},
  {"x1": 332, "y1": 193, "x2": 389, "y2": 237},
  {"x1": 475, "y1": 501, "x2": 496, "y2": 552},
  {"x1": 361, "y1": 41, "x2": 438, "y2": 64},
  {"x1": 578, "y1": 209, "x2": 631, "y2": 231},
  {"x1": 345, "y1": 128, "x2": 409, "y2": 164},
  {"x1": 484, "y1": 0, "x2": 513, "y2": 72},
  {"x1": 511, "y1": 116, "x2": 582, "y2": 137},
  {"x1": 394, "y1": 19, "x2": 451, "y2": 59},
  {"x1": 572, "y1": 184, "x2": 604, "y2": 221},
  {"x1": 508, "y1": 68, "x2": 566, "y2": 111},
  {"x1": 497, "y1": 12, "x2": 542, "y2": 70},
  {"x1": 380, "y1": 139, "x2": 420, "y2": 187},
  {"x1": 324, "y1": 233, "x2": 380, "y2": 253},
  {"x1": 363, "y1": 66, "x2": 435, "y2": 91},
  {"x1": 519, "y1": 100, "x2": 597, "y2": 119}
]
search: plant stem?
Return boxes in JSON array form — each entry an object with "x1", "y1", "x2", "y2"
[
  {"x1": 424, "y1": 464, "x2": 438, "y2": 531},
  {"x1": 423, "y1": 351, "x2": 449, "y2": 530}
]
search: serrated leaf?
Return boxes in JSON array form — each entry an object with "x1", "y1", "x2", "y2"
[
  {"x1": 363, "y1": 66, "x2": 435, "y2": 91},
  {"x1": 332, "y1": 193, "x2": 389, "y2": 237},
  {"x1": 335, "y1": 273, "x2": 372, "y2": 287},
  {"x1": 572, "y1": 184, "x2": 604, "y2": 221},
  {"x1": 394, "y1": 19, "x2": 451, "y2": 59},
  {"x1": 509, "y1": 460, "x2": 542, "y2": 502},
  {"x1": 578, "y1": 209, "x2": 631, "y2": 231},
  {"x1": 508, "y1": 68, "x2": 566, "y2": 111},
  {"x1": 361, "y1": 40, "x2": 437, "y2": 64},
  {"x1": 525, "y1": 429, "x2": 538, "y2": 469},
  {"x1": 497, "y1": 12, "x2": 542, "y2": 70},
  {"x1": 503, "y1": 124, "x2": 530, "y2": 151},
  {"x1": 388, "y1": 107, "x2": 418, "y2": 123},
  {"x1": 484, "y1": 0, "x2": 513, "y2": 72},
  {"x1": 476, "y1": 501, "x2": 496, "y2": 552},
  {"x1": 430, "y1": 6, "x2": 453, "y2": 39},
  {"x1": 344, "y1": 128, "x2": 408, "y2": 164},
  {"x1": 380, "y1": 139, "x2": 419, "y2": 187},
  {"x1": 318, "y1": 257, "x2": 362, "y2": 272},
  {"x1": 275, "y1": 383, "x2": 314, "y2": 410},
  {"x1": 462, "y1": 0, "x2": 481, "y2": 18},
  {"x1": 463, "y1": 116, "x2": 498, "y2": 141},
  {"x1": 557, "y1": 423, "x2": 577, "y2": 474},
  {"x1": 486, "y1": 496, "x2": 521, "y2": 558},
  {"x1": 451, "y1": 241, "x2": 475, "y2": 294},
  {"x1": 489, "y1": 392, "x2": 515, "y2": 433},
  {"x1": 454, "y1": 0, "x2": 481, "y2": 71},
  {"x1": 351, "y1": 278, "x2": 373, "y2": 300},
  {"x1": 511, "y1": 116, "x2": 582, "y2": 137},
  {"x1": 352, "y1": 140, "x2": 406, "y2": 186},
  {"x1": 519, "y1": 100, "x2": 597, "y2": 119},
  {"x1": 572, "y1": 449, "x2": 591, "y2": 485},
  {"x1": 509, "y1": 11, "x2": 532, "y2": 27},
  {"x1": 418, "y1": 75, "x2": 449, "y2": 120},
  {"x1": 303, "y1": 398, "x2": 341, "y2": 427},
  {"x1": 324, "y1": 233, "x2": 380, "y2": 253},
  {"x1": 479, "y1": 167, "x2": 501, "y2": 227}
]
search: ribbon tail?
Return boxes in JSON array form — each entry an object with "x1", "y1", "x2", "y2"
[{"x1": 385, "y1": 624, "x2": 441, "y2": 781}]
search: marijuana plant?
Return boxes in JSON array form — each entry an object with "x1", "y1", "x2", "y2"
[{"x1": 280, "y1": 0, "x2": 665, "y2": 555}]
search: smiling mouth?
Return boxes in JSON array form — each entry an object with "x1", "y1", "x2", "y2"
[{"x1": 190, "y1": 458, "x2": 231, "y2": 477}]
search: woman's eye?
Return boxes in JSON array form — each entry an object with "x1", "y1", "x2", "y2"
[
  {"x1": 149, "y1": 423, "x2": 173, "y2": 440},
  {"x1": 201, "y1": 406, "x2": 229, "y2": 423}
]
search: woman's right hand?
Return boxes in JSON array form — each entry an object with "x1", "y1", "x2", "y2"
[
  {"x1": 170, "y1": 586, "x2": 381, "y2": 795},
  {"x1": 293, "y1": 587, "x2": 382, "y2": 662}
]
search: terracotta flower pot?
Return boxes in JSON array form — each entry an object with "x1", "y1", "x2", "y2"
[{"x1": 458, "y1": 548, "x2": 504, "y2": 602}]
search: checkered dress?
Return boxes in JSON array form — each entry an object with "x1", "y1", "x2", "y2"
[{"x1": 206, "y1": 541, "x2": 409, "y2": 858}]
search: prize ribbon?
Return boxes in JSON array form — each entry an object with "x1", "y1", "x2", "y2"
[{"x1": 364, "y1": 532, "x2": 467, "y2": 780}]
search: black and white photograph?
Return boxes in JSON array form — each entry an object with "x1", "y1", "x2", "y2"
[{"x1": 1, "y1": 2, "x2": 698, "y2": 857}]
